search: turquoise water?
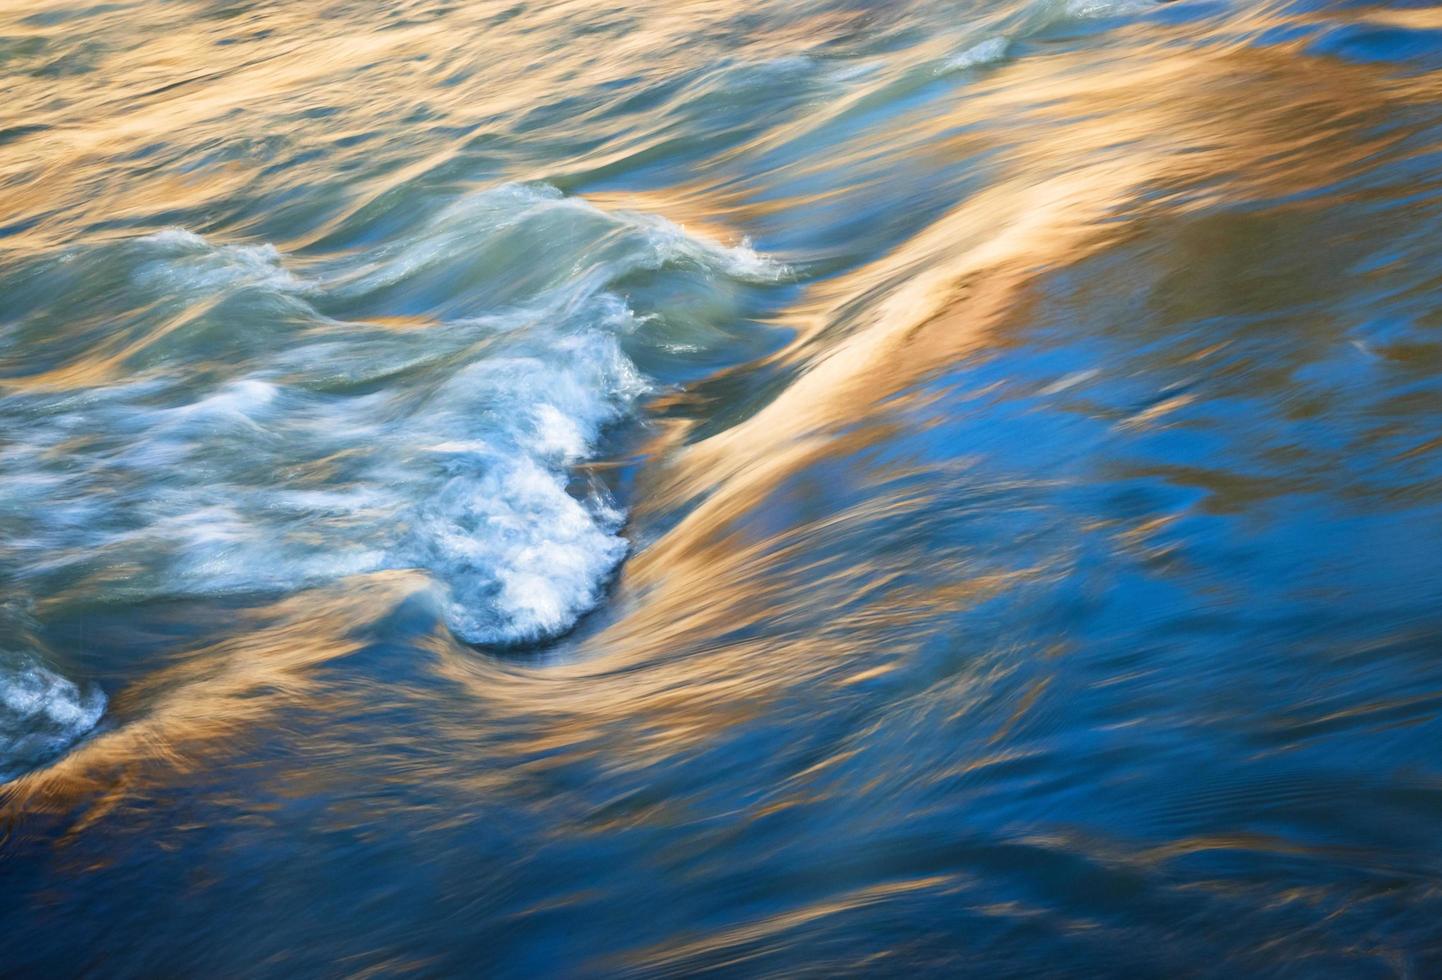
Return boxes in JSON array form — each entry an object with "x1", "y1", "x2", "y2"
[{"x1": 5, "y1": 0, "x2": 1442, "y2": 974}]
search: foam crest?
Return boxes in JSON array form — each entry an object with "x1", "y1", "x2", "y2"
[
  {"x1": 944, "y1": 37, "x2": 1011, "y2": 71},
  {"x1": 0, "y1": 185, "x2": 778, "y2": 645},
  {"x1": 321, "y1": 183, "x2": 783, "y2": 313},
  {"x1": 134, "y1": 229, "x2": 303, "y2": 294},
  {"x1": 1, "y1": 655, "x2": 105, "y2": 783}
]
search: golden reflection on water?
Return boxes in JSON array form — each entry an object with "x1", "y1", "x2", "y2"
[
  {"x1": 2, "y1": 574, "x2": 424, "y2": 820},
  {"x1": 0, "y1": 0, "x2": 893, "y2": 251}
]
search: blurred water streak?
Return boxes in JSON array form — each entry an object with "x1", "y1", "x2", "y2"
[{"x1": 4, "y1": 0, "x2": 1442, "y2": 975}]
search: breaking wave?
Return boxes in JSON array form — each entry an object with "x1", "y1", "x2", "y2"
[{"x1": 0, "y1": 183, "x2": 782, "y2": 644}]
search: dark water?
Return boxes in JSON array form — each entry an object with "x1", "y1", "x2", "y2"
[{"x1": 4, "y1": 0, "x2": 1442, "y2": 975}]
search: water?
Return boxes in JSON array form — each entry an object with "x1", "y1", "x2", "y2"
[{"x1": 4, "y1": 0, "x2": 1442, "y2": 975}]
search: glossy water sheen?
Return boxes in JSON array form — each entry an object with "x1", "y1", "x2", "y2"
[{"x1": 4, "y1": 0, "x2": 1442, "y2": 975}]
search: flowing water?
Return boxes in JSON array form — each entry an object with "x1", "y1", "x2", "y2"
[{"x1": 4, "y1": 0, "x2": 1442, "y2": 974}]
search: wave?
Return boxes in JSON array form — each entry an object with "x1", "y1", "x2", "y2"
[
  {"x1": 944, "y1": 37, "x2": 1012, "y2": 71},
  {"x1": 1, "y1": 653, "x2": 105, "y2": 783},
  {"x1": 0, "y1": 183, "x2": 782, "y2": 645}
]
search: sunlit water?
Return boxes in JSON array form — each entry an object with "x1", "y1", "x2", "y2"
[{"x1": 5, "y1": 0, "x2": 1442, "y2": 974}]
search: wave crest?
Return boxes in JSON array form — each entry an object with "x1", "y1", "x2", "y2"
[{"x1": 0, "y1": 184, "x2": 781, "y2": 644}]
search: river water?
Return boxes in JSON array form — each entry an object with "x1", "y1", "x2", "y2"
[{"x1": 4, "y1": 0, "x2": 1442, "y2": 975}]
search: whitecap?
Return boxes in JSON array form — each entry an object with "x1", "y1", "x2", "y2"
[
  {"x1": 944, "y1": 37, "x2": 1011, "y2": 72},
  {"x1": 0, "y1": 183, "x2": 780, "y2": 646},
  {"x1": 1, "y1": 655, "x2": 105, "y2": 782},
  {"x1": 133, "y1": 229, "x2": 304, "y2": 294}
]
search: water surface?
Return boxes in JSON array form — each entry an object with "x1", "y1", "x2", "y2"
[{"x1": 4, "y1": 0, "x2": 1442, "y2": 975}]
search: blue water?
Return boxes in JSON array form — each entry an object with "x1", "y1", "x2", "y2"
[{"x1": 4, "y1": 0, "x2": 1442, "y2": 975}]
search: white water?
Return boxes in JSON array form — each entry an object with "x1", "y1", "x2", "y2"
[
  {"x1": 0, "y1": 654, "x2": 105, "y2": 783},
  {"x1": 0, "y1": 184, "x2": 782, "y2": 649}
]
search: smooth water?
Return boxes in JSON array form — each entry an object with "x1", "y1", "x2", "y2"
[{"x1": 4, "y1": 0, "x2": 1442, "y2": 975}]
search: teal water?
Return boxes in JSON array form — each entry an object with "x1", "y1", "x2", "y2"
[{"x1": 5, "y1": 0, "x2": 1442, "y2": 975}]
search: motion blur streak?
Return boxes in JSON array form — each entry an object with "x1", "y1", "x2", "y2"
[{"x1": 5, "y1": 0, "x2": 1442, "y2": 976}]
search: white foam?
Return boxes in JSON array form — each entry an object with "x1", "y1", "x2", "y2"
[
  {"x1": 170, "y1": 378, "x2": 280, "y2": 421},
  {"x1": 1063, "y1": 0, "x2": 1152, "y2": 17},
  {"x1": 1, "y1": 656, "x2": 105, "y2": 782},
  {"x1": 945, "y1": 37, "x2": 1011, "y2": 71},
  {"x1": 421, "y1": 454, "x2": 630, "y2": 642},
  {"x1": 0, "y1": 183, "x2": 778, "y2": 645},
  {"x1": 134, "y1": 229, "x2": 303, "y2": 293}
]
